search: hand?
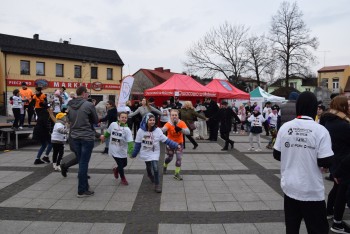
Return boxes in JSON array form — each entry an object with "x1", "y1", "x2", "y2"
[
  {"x1": 205, "y1": 118, "x2": 209, "y2": 121},
  {"x1": 100, "y1": 135, "x2": 105, "y2": 143},
  {"x1": 320, "y1": 167, "x2": 329, "y2": 173},
  {"x1": 175, "y1": 125, "x2": 182, "y2": 133},
  {"x1": 334, "y1": 177, "x2": 339, "y2": 184}
]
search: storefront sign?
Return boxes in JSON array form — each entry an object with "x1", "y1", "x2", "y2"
[{"x1": 6, "y1": 79, "x2": 120, "y2": 90}]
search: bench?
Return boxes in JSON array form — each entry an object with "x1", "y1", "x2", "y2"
[{"x1": 0, "y1": 128, "x2": 33, "y2": 150}]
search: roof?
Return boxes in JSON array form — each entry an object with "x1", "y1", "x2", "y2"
[
  {"x1": 0, "y1": 33, "x2": 124, "y2": 65},
  {"x1": 250, "y1": 87, "x2": 285, "y2": 102},
  {"x1": 135, "y1": 67, "x2": 179, "y2": 85},
  {"x1": 318, "y1": 65, "x2": 349, "y2": 73},
  {"x1": 238, "y1": 77, "x2": 267, "y2": 84},
  {"x1": 144, "y1": 74, "x2": 216, "y2": 97},
  {"x1": 205, "y1": 79, "x2": 250, "y2": 100}
]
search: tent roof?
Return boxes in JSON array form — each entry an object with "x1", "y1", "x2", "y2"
[
  {"x1": 250, "y1": 87, "x2": 285, "y2": 102},
  {"x1": 205, "y1": 79, "x2": 250, "y2": 100},
  {"x1": 144, "y1": 74, "x2": 216, "y2": 97}
]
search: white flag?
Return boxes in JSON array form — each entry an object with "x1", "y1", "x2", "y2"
[{"x1": 117, "y1": 75, "x2": 134, "y2": 109}]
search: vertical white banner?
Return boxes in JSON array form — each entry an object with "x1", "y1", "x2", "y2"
[{"x1": 117, "y1": 75, "x2": 135, "y2": 109}]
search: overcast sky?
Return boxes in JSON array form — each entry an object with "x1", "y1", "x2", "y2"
[{"x1": 1, "y1": 0, "x2": 349, "y2": 78}]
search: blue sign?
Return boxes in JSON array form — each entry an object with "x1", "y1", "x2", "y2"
[{"x1": 219, "y1": 80, "x2": 232, "y2": 91}]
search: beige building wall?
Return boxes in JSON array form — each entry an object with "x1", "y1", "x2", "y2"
[{"x1": 318, "y1": 67, "x2": 350, "y2": 93}]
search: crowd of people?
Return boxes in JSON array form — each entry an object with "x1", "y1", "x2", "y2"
[{"x1": 9, "y1": 84, "x2": 350, "y2": 233}]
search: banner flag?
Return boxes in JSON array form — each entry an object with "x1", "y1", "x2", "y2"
[{"x1": 117, "y1": 75, "x2": 134, "y2": 109}]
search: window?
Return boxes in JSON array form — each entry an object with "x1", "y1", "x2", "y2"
[
  {"x1": 333, "y1": 78, "x2": 339, "y2": 92},
  {"x1": 36, "y1": 62, "x2": 45, "y2": 75},
  {"x1": 91, "y1": 67, "x2": 98, "y2": 79},
  {"x1": 305, "y1": 88, "x2": 311, "y2": 91},
  {"x1": 20, "y1": 60, "x2": 30, "y2": 75},
  {"x1": 56, "y1": 64, "x2": 64, "y2": 77},
  {"x1": 107, "y1": 68, "x2": 113, "y2": 80},
  {"x1": 74, "y1": 65, "x2": 82, "y2": 78},
  {"x1": 322, "y1": 78, "x2": 328, "y2": 88},
  {"x1": 289, "y1": 82, "x2": 297, "y2": 88}
]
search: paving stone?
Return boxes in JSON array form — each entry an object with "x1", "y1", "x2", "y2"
[
  {"x1": 209, "y1": 193, "x2": 236, "y2": 202},
  {"x1": 158, "y1": 224, "x2": 191, "y2": 234},
  {"x1": 89, "y1": 223, "x2": 125, "y2": 234},
  {"x1": 223, "y1": 223, "x2": 259, "y2": 234},
  {"x1": 0, "y1": 220, "x2": 32, "y2": 233},
  {"x1": 213, "y1": 201, "x2": 243, "y2": 211},
  {"x1": 160, "y1": 201, "x2": 187, "y2": 211},
  {"x1": 191, "y1": 224, "x2": 226, "y2": 234},
  {"x1": 21, "y1": 221, "x2": 62, "y2": 234},
  {"x1": 187, "y1": 201, "x2": 215, "y2": 211},
  {"x1": 239, "y1": 201, "x2": 270, "y2": 211},
  {"x1": 55, "y1": 222, "x2": 94, "y2": 234}
]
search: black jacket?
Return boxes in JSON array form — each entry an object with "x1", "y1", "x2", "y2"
[
  {"x1": 204, "y1": 100, "x2": 219, "y2": 120},
  {"x1": 100, "y1": 107, "x2": 118, "y2": 127},
  {"x1": 218, "y1": 107, "x2": 240, "y2": 133},
  {"x1": 321, "y1": 112, "x2": 350, "y2": 180}
]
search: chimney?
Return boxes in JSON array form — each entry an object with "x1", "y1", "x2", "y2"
[
  {"x1": 63, "y1": 40, "x2": 69, "y2": 44},
  {"x1": 154, "y1": 67, "x2": 164, "y2": 72},
  {"x1": 164, "y1": 69, "x2": 171, "y2": 73},
  {"x1": 33, "y1": 34, "x2": 39, "y2": 40}
]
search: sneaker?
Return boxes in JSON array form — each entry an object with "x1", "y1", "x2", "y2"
[
  {"x1": 53, "y1": 163, "x2": 57, "y2": 170},
  {"x1": 76, "y1": 190, "x2": 94, "y2": 198},
  {"x1": 34, "y1": 159, "x2": 45, "y2": 165},
  {"x1": 255, "y1": 148, "x2": 262, "y2": 152},
  {"x1": 174, "y1": 173, "x2": 183, "y2": 181},
  {"x1": 331, "y1": 221, "x2": 350, "y2": 234},
  {"x1": 163, "y1": 166, "x2": 167, "y2": 175},
  {"x1": 121, "y1": 177, "x2": 129, "y2": 185},
  {"x1": 60, "y1": 164, "x2": 68, "y2": 177},
  {"x1": 248, "y1": 147, "x2": 255, "y2": 151},
  {"x1": 19, "y1": 126, "x2": 23, "y2": 130},
  {"x1": 56, "y1": 165, "x2": 61, "y2": 172},
  {"x1": 42, "y1": 156, "x2": 50, "y2": 163},
  {"x1": 155, "y1": 184, "x2": 162, "y2": 193},
  {"x1": 112, "y1": 167, "x2": 119, "y2": 179},
  {"x1": 327, "y1": 214, "x2": 334, "y2": 220}
]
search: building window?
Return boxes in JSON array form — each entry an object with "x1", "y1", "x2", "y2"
[
  {"x1": 289, "y1": 82, "x2": 297, "y2": 88},
  {"x1": 305, "y1": 88, "x2": 311, "y2": 91},
  {"x1": 56, "y1": 64, "x2": 64, "y2": 77},
  {"x1": 333, "y1": 78, "x2": 339, "y2": 93},
  {"x1": 20, "y1": 60, "x2": 30, "y2": 75},
  {"x1": 74, "y1": 65, "x2": 82, "y2": 78},
  {"x1": 91, "y1": 67, "x2": 98, "y2": 79},
  {"x1": 36, "y1": 62, "x2": 45, "y2": 76},
  {"x1": 107, "y1": 68, "x2": 113, "y2": 80},
  {"x1": 322, "y1": 78, "x2": 328, "y2": 88}
]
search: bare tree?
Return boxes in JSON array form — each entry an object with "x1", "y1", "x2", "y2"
[
  {"x1": 269, "y1": 1, "x2": 319, "y2": 87},
  {"x1": 184, "y1": 22, "x2": 249, "y2": 83},
  {"x1": 244, "y1": 35, "x2": 274, "y2": 86}
]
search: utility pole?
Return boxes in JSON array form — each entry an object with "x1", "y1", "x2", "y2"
[{"x1": 318, "y1": 50, "x2": 330, "y2": 67}]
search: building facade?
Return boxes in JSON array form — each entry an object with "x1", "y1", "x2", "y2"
[
  {"x1": 0, "y1": 33, "x2": 124, "y2": 116},
  {"x1": 317, "y1": 65, "x2": 350, "y2": 94},
  {"x1": 268, "y1": 77, "x2": 318, "y2": 93}
]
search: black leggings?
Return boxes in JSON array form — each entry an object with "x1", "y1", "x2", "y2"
[
  {"x1": 113, "y1": 157, "x2": 128, "y2": 178},
  {"x1": 52, "y1": 143, "x2": 64, "y2": 165},
  {"x1": 327, "y1": 181, "x2": 348, "y2": 221}
]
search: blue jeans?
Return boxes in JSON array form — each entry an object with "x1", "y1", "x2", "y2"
[
  {"x1": 72, "y1": 139, "x2": 94, "y2": 194},
  {"x1": 146, "y1": 160, "x2": 159, "y2": 185},
  {"x1": 36, "y1": 139, "x2": 52, "y2": 159}
]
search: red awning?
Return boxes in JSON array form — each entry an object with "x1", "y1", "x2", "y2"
[
  {"x1": 206, "y1": 79, "x2": 250, "y2": 100},
  {"x1": 144, "y1": 74, "x2": 216, "y2": 97}
]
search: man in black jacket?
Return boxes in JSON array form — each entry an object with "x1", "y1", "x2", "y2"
[
  {"x1": 218, "y1": 101, "x2": 240, "y2": 150},
  {"x1": 204, "y1": 97, "x2": 219, "y2": 141}
]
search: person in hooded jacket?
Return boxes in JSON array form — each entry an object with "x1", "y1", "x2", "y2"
[
  {"x1": 218, "y1": 101, "x2": 240, "y2": 151},
  {"x1": 320, "y1": 95, "x2": 350, "y2": 233},
  {"x1": 273, "y1": 91, "x2": 334, "y2": 234},
  {"x1": 247, "y1": 106, "x2": 265, "y2": 152},
  {"x1": 131, "y1": 113, "x2": 179, "y2": 193},
  {"x1": 99, "y1": 100, "x2": 118, "y2": 154},
  {"x1": 67, "y1": 86, "x2": 98, "y2": 198}
]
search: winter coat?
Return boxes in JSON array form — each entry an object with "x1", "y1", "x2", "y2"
[{"x1": 218, "y1": 107, "x2": 240, "y2": 133}]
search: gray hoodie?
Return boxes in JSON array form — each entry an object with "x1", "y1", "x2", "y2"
[{"x1": 67, "y1": 97, "x2": 98, "y2": 141}]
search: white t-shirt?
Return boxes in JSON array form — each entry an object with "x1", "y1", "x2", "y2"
[
  {"x1": 107, "y1": 122, "x2": 133, "y2": 158},
  {"x1": 268, "y1": 113, "x2": 278, "y2": 127},
  {"x1": 248, "y1": 114, "x2": 265, "y2": 127},
  {"x1": 118, "y1": 106, "x2": 132, "y2": 113},
  {"x1": 160, "y1": 107, "x2": 170, "y2": 122},
  {"x1": 12, "y1": 96, "x2": 23, "y2": 109},
  {"x1": 263, "y1": 107, "x2": 271, "y2": 117},
  {"x1": 274, "y1": 116, "x2": 333, "y2": 201},
  {"x1": 135, "y1": 127, "x2": 168, "y2": 161}
]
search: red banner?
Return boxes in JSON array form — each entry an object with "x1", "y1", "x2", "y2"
[{"x1": 6, "y1": 79, "x2": 120, "y2": 90}]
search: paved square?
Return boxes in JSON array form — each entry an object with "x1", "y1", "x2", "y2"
[
  {"x1": 245, "y1": 153, "x2": 280, "y2": 169},
  {"x1": 160, "y1": 174, "x2": 283, "y2": 211},
  {"x1": 0, "y1": 173, "x2": 143, "y2": 211},
  {"x1": 0, "y1": 171, "x2": 32, "y2": 189}
]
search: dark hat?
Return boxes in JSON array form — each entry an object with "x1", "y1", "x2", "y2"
[
  {"x1": 21, "y1": 82, "x2": 27, "y2": 86},
  {"x1": 61, "y1": 86, "x2": 66, "y2": 91},
  {"x1": 221, "y1": 100, "x2": 228, "y2": 105},
  {"x1": 35, "y1": 87, "x2": 42, "y2": 92},
  {"x1": 271, "y1": 105, "x2": 278, "y2": 110}
]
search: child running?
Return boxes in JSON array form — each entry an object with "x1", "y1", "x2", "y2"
[
  {"x1": 51, "y1": 112, "x2": 69, "y2": 171},
  {"x1": 131, "y1": 113, "x2": 179, "y2": 193},
  {"x1": 100, "y1": 112, "x2": 133, "y2": 185},
  {"x1": 162, "y1": 109, "x2": 190, "y2": 180},
  {"x1": 247, "y1": 106, "x2": 265, "y2": 152}
]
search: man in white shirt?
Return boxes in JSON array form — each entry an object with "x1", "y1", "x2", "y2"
[{"x1": 273, "y1": 91, "x2": 334, "y2": 234}]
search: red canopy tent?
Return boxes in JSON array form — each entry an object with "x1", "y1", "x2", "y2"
[
  {"x1": 206, "y1": 79, "x2": 250, "y2": 100},
  {"x1": 144, "y1": 74, "x2": 216, "y2": 105}
]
